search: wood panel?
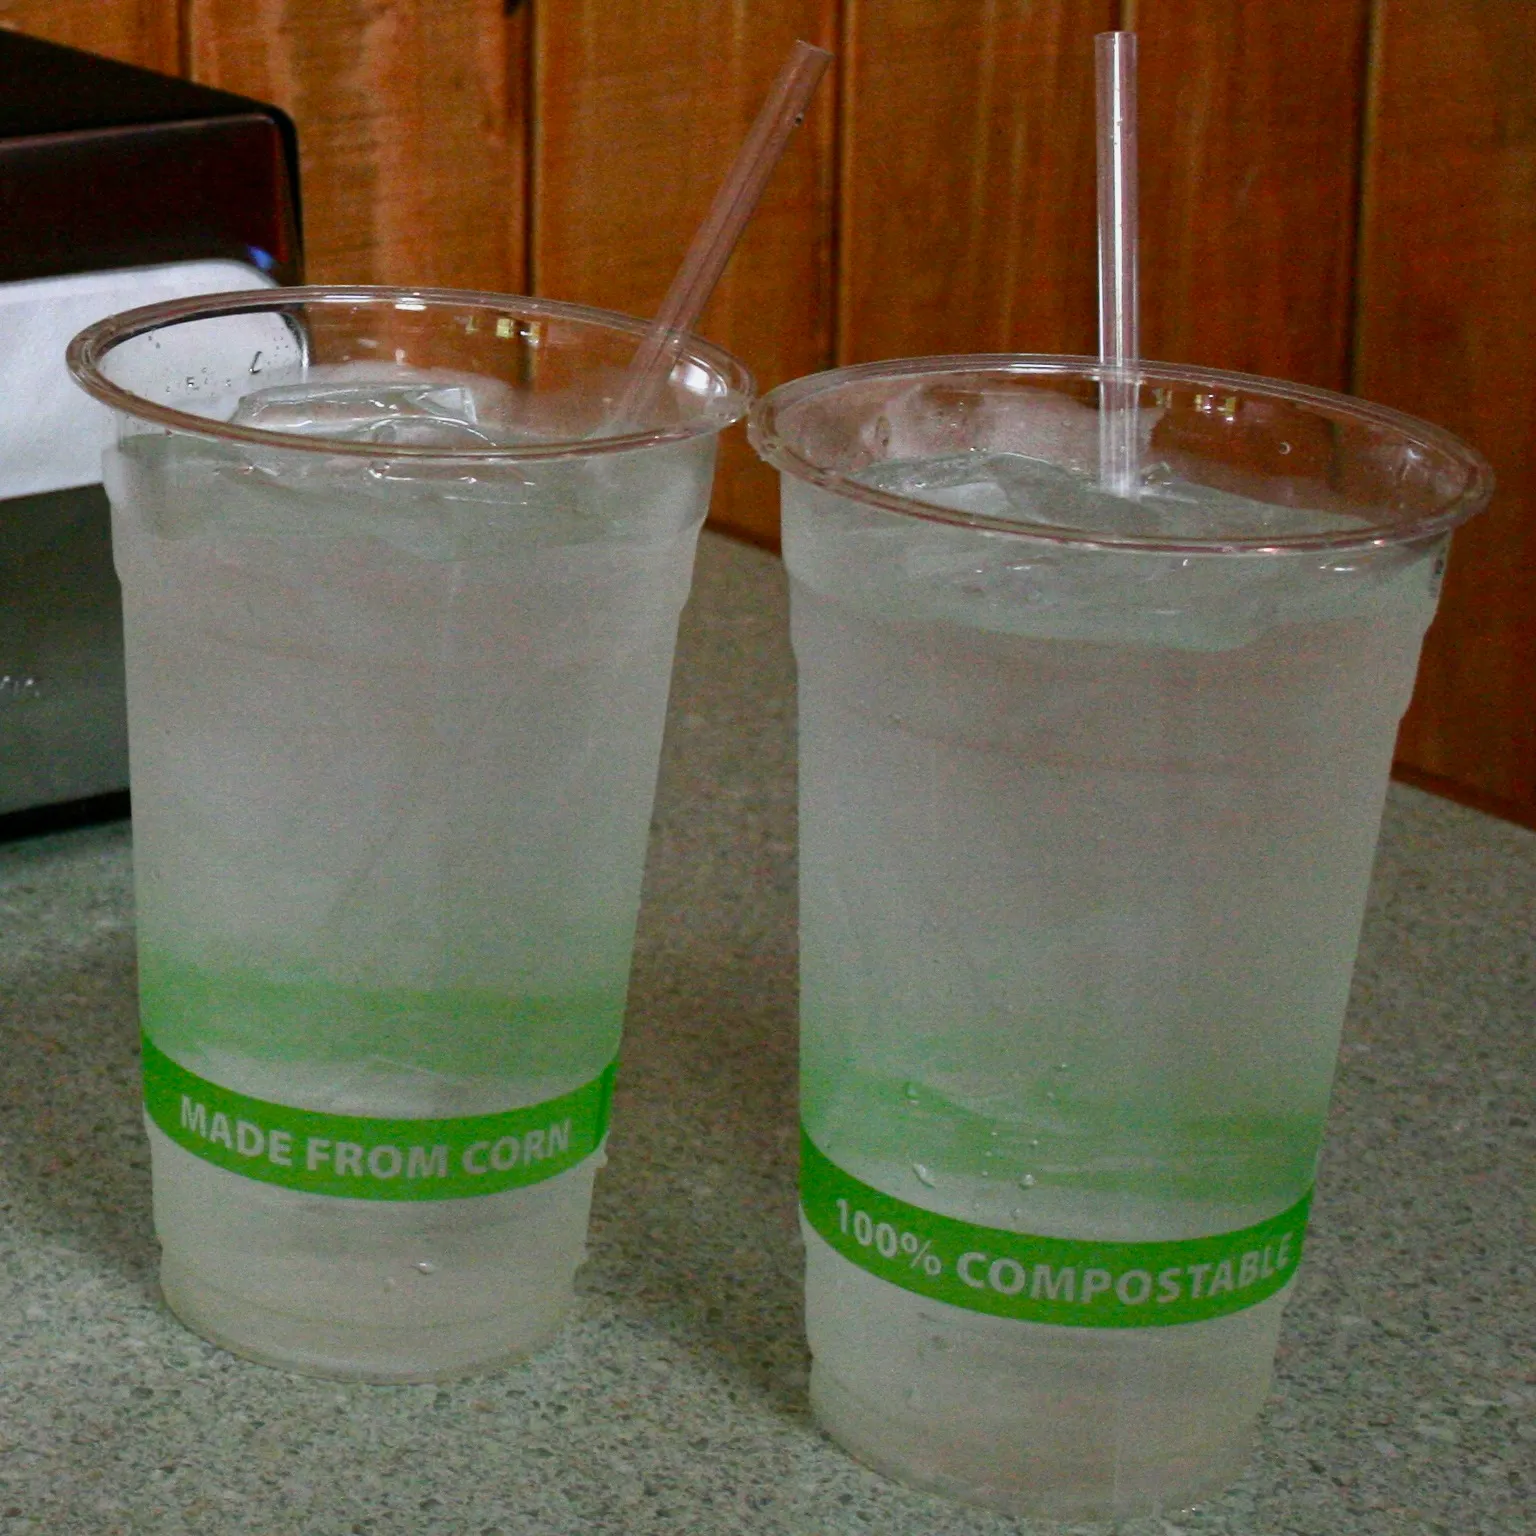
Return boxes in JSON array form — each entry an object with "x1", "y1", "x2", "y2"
[
  {"x1": 185, "y1": 0, "x2": 527, "y2": 291},
  {"x1": 1356, "y1": 1, "x2": 1536, "y2": 827},
  {"x1": 0, "y1": 0, "x2": 178, "y2": 72},
  {"x1": 532, "y1": 0, "x2": 839, "y2": 547},
  {"x1": 837, "y1": 0, "x2": 1113, "y2": 366},
  {"x1": 1131, "y1": 0, "x2": 1370, "y2": 388}
]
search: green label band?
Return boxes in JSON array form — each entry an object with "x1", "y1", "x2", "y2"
[
  {"x1": 801, "y1": 1129, "x2": 1310, "y2": 1328},
  {"x1": 142, "y1": 1035, "x2": 616, "y2": 1201}
]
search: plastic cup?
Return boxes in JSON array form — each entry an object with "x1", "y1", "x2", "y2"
[
  {"x1": 68, "y1": 287, "x2": 750, "y2": 1381},
  {"x1": 748, "y1": 356, "x2": 1490, "y2": 1518}
]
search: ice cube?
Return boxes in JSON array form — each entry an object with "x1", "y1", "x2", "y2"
[
  {"x1": 861, "y1": 452, "x2": 1014, "y2": 520},
  {"x1": 861, "y1": 451, "x2": 1371, "y2": 546},
  {"x1": 804, "y1": 451, "x2": 1432, "y2": 651},
  {"x1": 863, "y1": 452, "x2": 1166, "y2": 538},
  {"x1": 231, "y1": 377, "x2": 503, "y2": 448}
]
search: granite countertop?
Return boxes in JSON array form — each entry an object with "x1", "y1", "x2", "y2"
[{"x1": 1, "y1": 531, "x2": 1532, "y2": 1536}]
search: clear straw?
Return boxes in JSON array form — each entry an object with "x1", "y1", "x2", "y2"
[
  {"x1": 609, "y1": 40, "x2": 832, "y2": 429},
  {"x1": 1095, "y1": 30, "x2": 1140, "y2": 498}
]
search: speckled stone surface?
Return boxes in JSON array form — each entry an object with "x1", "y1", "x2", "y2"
[{"x1": 0, "y1": 532, "x2": 1531, "y2": 1535}]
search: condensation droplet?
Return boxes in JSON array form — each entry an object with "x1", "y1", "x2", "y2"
[
  {"x1": 911, "y1": 1163, "x2": 937, "y2": 1189},
  {"x1": 1018, "y1": 1174, "x2": 1037, "y2": 1189},
  {"x1": 414, "y1": 1261, "x2": 437, "y2": 1274},
  {"x1": 902, "y1": 1082, "x2": 920, "y2": 1103}
]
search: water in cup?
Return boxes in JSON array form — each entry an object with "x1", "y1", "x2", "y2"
[
  {"x1": 73, "y1": 293, "x2": 748, "y2": 1380},
  {"x1": 753, "y1": 360, "x2": 1488, "y2": 1517}
]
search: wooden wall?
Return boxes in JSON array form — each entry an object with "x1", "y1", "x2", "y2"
[{"x1": 4, "y1": 0, "x2": 1531, "y2": 826}]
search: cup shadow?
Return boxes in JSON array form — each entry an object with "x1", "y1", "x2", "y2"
[
  {"x1": 0, "y1": 819, "x2": 159, "y2": 1298},
  {"x1": 581, "y1": 943, "x2": 809, "y2": 1421}
]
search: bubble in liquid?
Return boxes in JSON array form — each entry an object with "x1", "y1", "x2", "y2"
[
  {"x1": 1018, "y1": 1174, "x2": 1037, "y2": 1190},
  {"x1": 912, "y1": 1163, "x2": 937, "y2": 1189},
  {"x1": 902, "y1": 1082, "x2": 921, "y2": 1104},
  {"x1": 414, "y1": 1261, "x2": 437, "y2": 1274}
]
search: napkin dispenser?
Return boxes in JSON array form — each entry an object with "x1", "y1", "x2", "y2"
[{"x1": 0, "y1": 30, "x2": 302, "y2": 829}]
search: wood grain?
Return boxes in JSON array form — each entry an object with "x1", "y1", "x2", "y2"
[
  {"x1": 0, "y1": 0, "x2": 178, "y2": 72},
  {"x1": 2, "y1": 0, "x2": 1531, "y2": 821},
  {"x1": 837, "y1": 0, "x2": 1113, "y2": 366},
  {"x1": 532, "y1": 0, "x2": 838, "y2": 546},
  {"x1": 1131, "y1": 0, "x2": 1370, "y2": 388},
  {"x1": 185, "y1": 0, "x2": 527, "y2": 291},
  {"x1": 1356, "y1": 0, "x2": 1536, "y2": 826}
]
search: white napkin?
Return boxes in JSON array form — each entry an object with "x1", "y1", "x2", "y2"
[{"x1": 0, "y1": 259, "x2": 275, "y2": 500}]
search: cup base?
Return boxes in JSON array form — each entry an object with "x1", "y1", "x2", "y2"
[
  {"x1": 810, "y1": 1361, "x2": 1253, "y2": 1521},
  {"x1": 159, "y1": 1253, "x2": 571, "y2": 1382},
  {"x1": 803, "y1": 1225, "x2": 1279, "y2": 1519},
  {"x1": 148, "y1": 1125, "x2": 600, "y2": 1381}
]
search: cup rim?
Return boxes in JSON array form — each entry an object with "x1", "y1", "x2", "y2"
[
  {"x1": 748, "y1": 353, "x2": 1495, "y2": 555},
  {"x1": 67, "y1": 285, "x2": 755, "y2": 462}
]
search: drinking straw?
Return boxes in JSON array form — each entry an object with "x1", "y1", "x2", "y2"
[
  {"x1": 610, "y1": 39, "x2": 833, "y2": 428},
  {"x1": 1095, "y1": 30, "x2": 1140, "y2": 498}
]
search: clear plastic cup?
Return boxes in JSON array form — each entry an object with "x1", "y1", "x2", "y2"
[
  {"x1": 749, "y1": 356, "x2": 1490, "y2": 1518},
  {"x1": 69, "y1": 288, "x2": 750, "y2": 1381}
]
